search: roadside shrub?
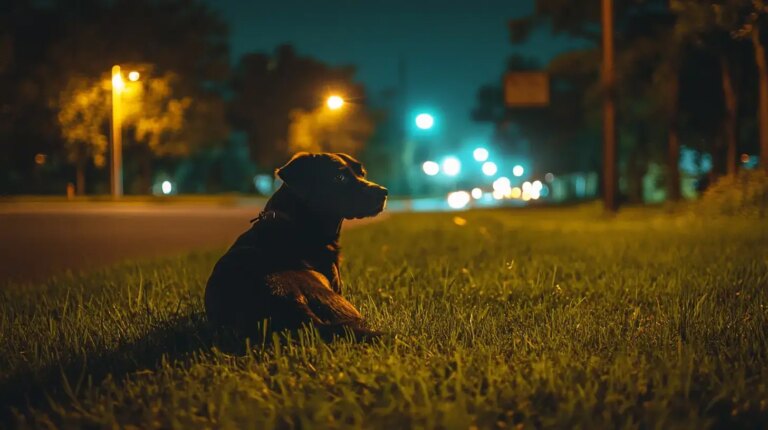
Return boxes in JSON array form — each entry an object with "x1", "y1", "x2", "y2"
[{"x1": 698, "y1": 169, "x2": 768, "y2": 218}]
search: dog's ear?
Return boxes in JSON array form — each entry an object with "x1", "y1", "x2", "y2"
[
  {"x1": 276, "y1": 152, "x2": 314, "y2": 186},
  {"x1": 335, "y1": 153, "x2": 366, "y2": 177}
]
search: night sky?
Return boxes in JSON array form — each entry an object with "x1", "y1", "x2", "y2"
[{"x1": 205, "y1": 0, "x2": 582, "y2": 144}]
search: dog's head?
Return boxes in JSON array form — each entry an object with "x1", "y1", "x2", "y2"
[{"x1": 276, "y1": 152, "x2": 388, "y2": 219}]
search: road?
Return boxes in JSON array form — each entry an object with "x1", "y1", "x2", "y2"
[{"x1": 0, "y1": 203, "x2": 380, "y2": 284}]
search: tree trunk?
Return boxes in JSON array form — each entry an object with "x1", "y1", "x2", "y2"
[
  {"x1": 753, "y1": 24, "x2": 768, "y2": 172},
  {"x1": 76, "y1": 157, "x2": 86, "y2": 196},
  {"x1": 667, "y1": 67, "x2": 681, "y2": 202},
  {"x1": 720, "y1": 54, "x2": 739, "y2": 176}
]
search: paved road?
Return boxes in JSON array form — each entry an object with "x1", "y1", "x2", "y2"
[{"x1": 0, "y1": 203, "x2": 380, "y2": 284}]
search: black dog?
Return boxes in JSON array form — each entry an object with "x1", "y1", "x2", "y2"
[{"x1": 204, "y1": 152, "x2": 388, "y2": 341}]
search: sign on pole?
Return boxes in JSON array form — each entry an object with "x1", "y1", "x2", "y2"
[{"x1": 504, "y1": 72, "x2": 549, "y2": 107}]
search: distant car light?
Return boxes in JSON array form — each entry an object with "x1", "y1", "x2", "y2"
[
  {"x1": 442, "y1": 157, "x2": 461, "y2": 176},
  {"x1": 481, "y1": 161, "x2": 498, "y2": 176},
  {"x1": 447, "y1": 191, "x2": 471, "y2": 209},
  {"x1": 473, "y1": 147, "x2": 489, "y2": 162}
]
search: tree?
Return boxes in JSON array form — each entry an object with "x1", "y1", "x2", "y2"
[
  {"x1": 57, "y1": 70, "x2": 193, "y2": 194},
  {"x1": 0, "y1": 0, "x2": 230, "y2": 194},
  {"x1": 57, "y1": 76, "x2": 110, "y2": 194},
  {"x1": 287, "y1": 105, "x2": 374, "y2": 156},
  {"x1": 229, "y1": 45, "x2": 371, "y2": 168}
]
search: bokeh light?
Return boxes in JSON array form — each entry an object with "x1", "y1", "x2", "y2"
[
  {"x1": 128, "y1": 71, "x2": 140, "y2": 82},
  {"x1": 415, "y1": 113, "x2": 435, "y2": 130},
  {"x1": 327, "y1": 95, "x2": 344, "y2": 110},
  {"x1": 447, "y1": 191, "x2": 471, "y2": 209},
  {"x1": 442, "y1": 157, "x2": 461, "y2": 176},
  {"x1": 161, "y1": 180, "x2": 173, "y2": 195},
  {"x1": 481, "y1": 161, "x2": 498, "y2": 176},
  {"x1": 513, "y1": 165, "x2": 524, "y2": 177},
  {"x1": 471, "y1": 187, "x2": 483, "y2": 199},
  {"x1": 422, "y1": 161, "x2": 439, "y2": 176},
  {"x1": 493, "y1": 177, "x2": 511, "y2": 193},
  {"x1": 473, "y1": 147, "x2": 489, "y2": 162}
]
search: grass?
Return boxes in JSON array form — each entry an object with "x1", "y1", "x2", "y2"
[{"x1": 1, "y1": 206, "x2": 767, "y2": 429}]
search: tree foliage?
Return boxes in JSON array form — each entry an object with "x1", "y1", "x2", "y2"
[
  {"x1": 229, "y1": 45, "x2": 372, "y2": 168},
  {"x1": 287, "y1": 105, "x2": 374, "y2": 156}
]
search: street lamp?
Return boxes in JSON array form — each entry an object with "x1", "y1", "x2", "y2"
[
  {"x1": 110, "y1": 65, "x2": 139, "y2": 199},
  {"x1": 111, "y1": 65, "x2": 124, "y2": 199},
  {"x1": 327, "y1": 95, "x2": 344, "y2": 110}
]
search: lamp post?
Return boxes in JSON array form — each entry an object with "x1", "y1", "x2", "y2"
[
  {"x1": 110, "y1": 65, "x2": 140, "y2": 199},
  {"x1": 110, "y1": 65, "x2": 124, "y2": 199}
]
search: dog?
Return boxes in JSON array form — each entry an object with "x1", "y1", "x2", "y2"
[{"x1": 204, "y1": 152, "x2": 388, "y2": 341}]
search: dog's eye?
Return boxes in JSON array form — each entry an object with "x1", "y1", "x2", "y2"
[{"x1": 334, "y1": 173, "x2": 348, "y2": 183}]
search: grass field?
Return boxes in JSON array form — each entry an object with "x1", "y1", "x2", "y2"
[{"x1": 2, "y1": 206, "x2": 767, "y2": 429}]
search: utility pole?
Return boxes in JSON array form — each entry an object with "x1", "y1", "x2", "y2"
[{"x1": 601, "y1": 0, "x2": 618, "y2": 212}]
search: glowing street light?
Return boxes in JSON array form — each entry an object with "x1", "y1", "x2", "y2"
[
  {"x1": 110, "y1": 65, "x2": 141, "y2": 199},
  {"x1": 422, "y1": 160, "x2": 439, "y2": 176},
  {"x1": 512, "y1": 165, "x2": 524, "y2": 177},
  {"x1": 327, "y1": 95, "x2": 344, "y2": 110},
  {"x1": 482, "y1": 161, "x2": 498, "y2": 176},
  {"x1": 415, "y1": 113, "x2": 434, "y2": 130},
  {"x1": 442, "y1": 156, "x2": 461, "y2": 176},
  {"x1": 111, "y1": 65, "x2": 125, "y2": 198},
  {"x1": 473, "y1": 147, "x2": 489, "y2": 162}
]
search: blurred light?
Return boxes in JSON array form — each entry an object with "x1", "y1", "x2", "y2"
[
  {"x1": 128, "y1": 71, "x2": 140, "y2": 82},
  {"x1": 471, "y1": 187, "x2": 483, "y2": 199},
  {"x1": 522, "y1": 191, "x2": 531, "y2": 201},
  {"x1": 741, "y1": 153, "x2": 749, "y2": 163},
  {"x1": 112, "y1": 71, "x2": 125, "y2": 92},
  {"x1": 540, "y1": 184, "x2": 550, "y2": 197},
  {"x1": 327, "y1": 95, "x2": 344, "y2": 110},
  {"x1": 512, "y1": 165, "x2": 524, "y2": 177},
  {"x1": 545, "y1": 172, "x2": 555, "y2": 182},
  {"x1": 511, "y1": 187, "x2": 522, "y2": 199},
  {"x1": 493, "y1": 176, "x2": 511, "y2": 193},
  {"x1": 481, "y1": 161, "x2": 498, "y2": 176},
  {"x1": 530, "y1": 190, "x2": 541, "y2": 200},
  {"x1": 253, "y1": 174, "x2": 273, "y2": 195},
  {"x1": 473, "y1": 147, "x2": 489, "y2": 162},
  {"x1": 34, "y1": 153, "x2": 47, "y2": 165},
  {"x1": 532, "y1": 180, "x2": 543, "y2": 192},
  {"x1": 161, "y1": 180, "x2": 172, "y2": 195},
  {"x1": 522, "y1": 181, "x2": 532, "y2": 193},
  {"x1": 422, "y1": 161, "x2": 439, "y2": 176},
  {"x1": 442, "y1": 157, "x2": 461, "y2": 176},
  {"x1": 492, "y1": 190, "x2": 504, "y2": 200},
  {"x1": 415, "y1": 113, "x2": 434, "y2": 130},
  {"x1": 453, "y1": 216, "x2": 467, "y2": 226},
  {"x1": 447, "y1": 191, "x2": 471, "y2": 209}
]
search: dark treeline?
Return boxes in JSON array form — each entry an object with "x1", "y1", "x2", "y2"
[{"x1": 473, "y1": 0, "x2": 767, "y2": 203}]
